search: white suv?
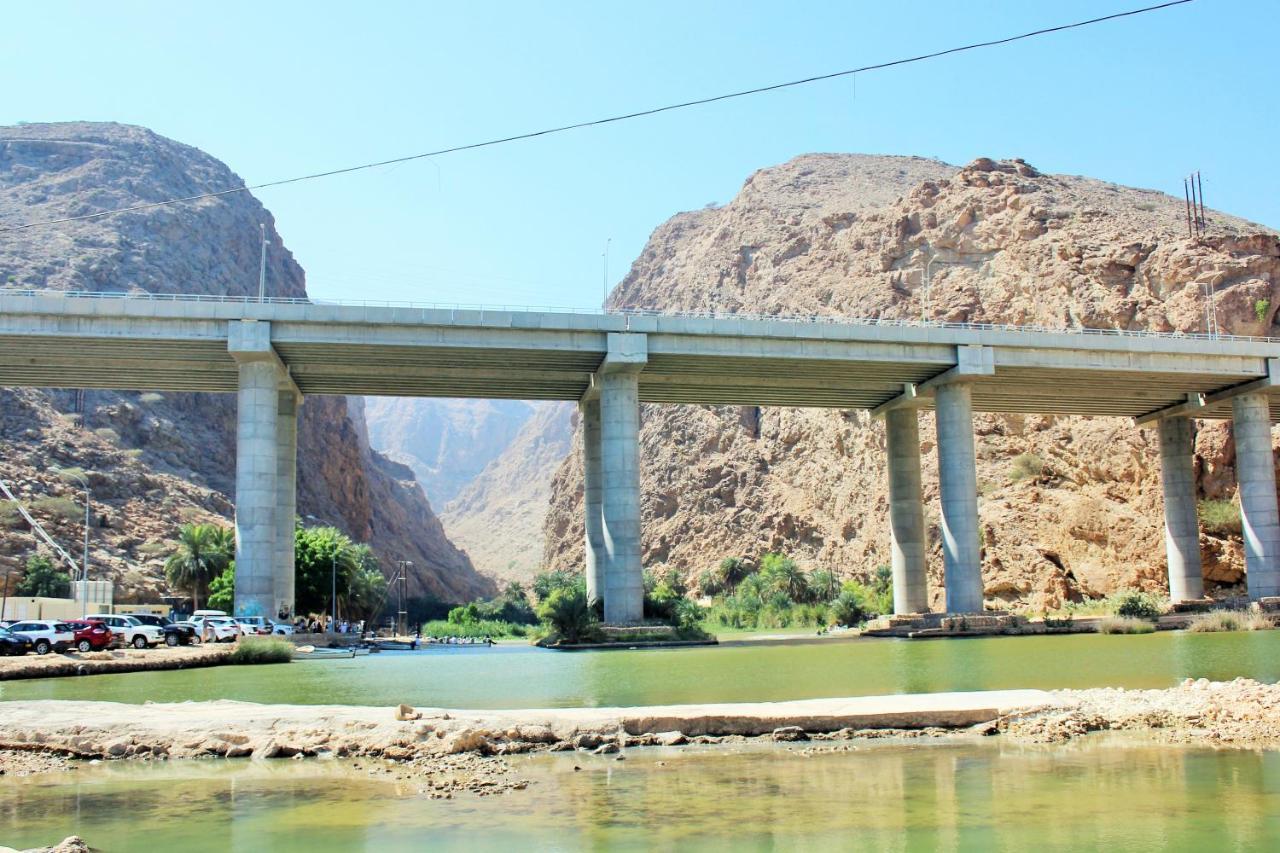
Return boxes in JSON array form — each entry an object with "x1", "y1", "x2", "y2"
[
  {"x1": 7, "y1": 620, "x2": 74, "y2": 655},
  {"x1": 85, "y1": 614, "x2": 163, "y2": 649},
  {"x1": 235, "y1": 616, "x2": 294, "y2": 636},
  {"x1": 188, "y1": 615, "x2": 241, "y2": 642}
]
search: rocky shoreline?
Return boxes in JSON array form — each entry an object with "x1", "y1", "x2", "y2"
[{"x1": 1, "y1": 680, "x2": 1277, "y2": 778}]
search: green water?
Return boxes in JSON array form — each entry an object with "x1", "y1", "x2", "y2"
[
  {"x1": 3, "y1": 737, "x2": 1278, "y2": 851},
  {"x1": 2, "y1": 630, "x2": 1278, "y2": 709}
]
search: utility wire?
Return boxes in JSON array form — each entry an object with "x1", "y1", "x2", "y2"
[{"x1": 0, "y1": 0, "x2": 1195, "y2": 234}]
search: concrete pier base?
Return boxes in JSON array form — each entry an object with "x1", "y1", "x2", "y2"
[
  {"x1": 233, "y1": 359, "x2": 279, "y2": 618},
  {"x1": 274, "y1": 391, "x2": 299, "y2": 618},
  {"x1": 935, "y1": 382, "x2": 984, "y2": 613},
  {"x1": 1157, "y1": 416, "x2": 1204, "y2": 601},
  {"x1": 1233, "y1": 392, "x2": 1280, "y2": 599},
  {"x1": 580, "y1": 396, "x2": 605, "y2": 607},
  {"x1": 885, "y1": 408, "x2": 928, "y2": 614},
  {"x1": 599, "y1": 371, "x2": 644, "y2": 624}
]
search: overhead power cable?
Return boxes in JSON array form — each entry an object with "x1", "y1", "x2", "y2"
[{"x1": 0, "y1": 0, "x2": 1195, "y2": 234}]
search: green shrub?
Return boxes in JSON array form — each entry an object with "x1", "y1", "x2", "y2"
[
  {"x1": 30, "y1": 496, "x2": 82, "y2": 520},
  {"x1": 54, "y1": 467, "x2": 88, "y2": 485},
  {"x1": 1112, "y1": 589, "x2": 1164, "y2": 620},
  {"x1": 1096, "y1": 616, "x2": 1156, "y2": 635},
  {"x1": 0, "y1": 501, "x2": 25, "y2": 529},
  {"x1": 419, "y1": 618, "x2": 526, "y2": 639},
  {"x1": 1186, "y1": 610, "x2": 1272, "y2": 632},
  {"x1": 15, "y1": 554, "x2": 70, "y2": 598},
  {"x1": 1199, "y1": 499, "x2": 1242, "y2": 535},
  {"x1": 93, "y1": 427, "x2": 120, "y2": 445},
  {"x1": 228, "y1": 637, "x2": 294, "y2": 664},
  {"x1": 536, "y1": 586, "x2": 599, "y2": 643},
  {"x1": 1255, "y1": 299, "x2": 1271, "y2": 323},
  {"x1": 1009, "y1": 452, "x2": 1044, "y2": 482}
]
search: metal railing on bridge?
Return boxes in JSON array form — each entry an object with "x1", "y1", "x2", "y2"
[{"x1": 3, "y1": 287, "x2": 1276, "y2": 345}]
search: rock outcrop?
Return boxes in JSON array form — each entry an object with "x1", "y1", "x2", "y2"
[
  {"x1": 363, "y1": 398, "x2": 542, "y2": 508},
  {"x1": 0, "y1": 122, "x2": 492, "y2": 604},
  {"x1": 543, "y1": 154, "x2": 1280, "y2": 610}
]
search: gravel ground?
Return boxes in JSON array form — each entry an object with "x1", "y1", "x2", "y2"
[
  {"x1": 1004, "y1": 678, "x2": 1280, "y2": 746},
  {"x1": 0, "y1": 644, "x2": 232, "y2": 681}
]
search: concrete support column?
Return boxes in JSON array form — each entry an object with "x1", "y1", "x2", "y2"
[
  {"x1": 934, "y1": 382, "x2": 984, "y2": 613},
  {"x1": 1157, "y1": 416, "x2": 1204, "y2": 601},
  {"x1": 885, "y1": 407, "x2": 928, "y2": 614},
  {"x1": 274, "y1": 391, "x2": 299, "y2": 618},
  {"x1": 579, "y1": 396, "x2": 605, "y2": 607},
  {"x1": 233, "y1": 359, "x2": 279, "y2": 618},
  {"x1": 599, "y1": 371, "x2": 644, "y2": 623},
  {"x1": 1233, "y1": 392, "x2": 1280, "y2": 599}
]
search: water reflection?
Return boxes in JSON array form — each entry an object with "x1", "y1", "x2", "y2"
[
  {"x1": 2, "y1": 630, "x2": 1279, "y2": 710},
  {"x1": 3, "y1": 738, "x2": 1279, "y2": 850}
]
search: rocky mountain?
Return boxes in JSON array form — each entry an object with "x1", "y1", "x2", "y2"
[
  {"x1": 542, "y1": 154, "x2": 1280, "y2": 611},
  {"x1": 362, "y1": 398, "x2": 539, "y2": 508},
  {"x1": 0, "y1": 122, "x2": 493, "y2": 604},
  {"x1": 440, "y1": 402, "x2": 574, "y2": 581}
]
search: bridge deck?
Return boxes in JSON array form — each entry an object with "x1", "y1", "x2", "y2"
[{"x1": 0, "y1": 291, "x2": 1275, "y2": 419}]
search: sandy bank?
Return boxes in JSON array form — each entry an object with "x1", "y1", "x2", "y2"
[
  {"x1": 0, "y1": 645, "x2": 232, "y2": 681},
  {"x1": 2, "y1": 680, "x2": 1277, "y2": 770}
]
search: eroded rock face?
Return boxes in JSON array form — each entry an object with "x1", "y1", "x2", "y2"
[
  {"x1": 543, "y1": 154, "x2": 1280, "y2": 609},
  {"x1": 0, "y1": 122, "x2": 491, "y2": 603}
]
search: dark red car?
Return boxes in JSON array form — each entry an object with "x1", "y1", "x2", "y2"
[{"x1": 65, "y1": 619, "x2": 113, "y2": 652}]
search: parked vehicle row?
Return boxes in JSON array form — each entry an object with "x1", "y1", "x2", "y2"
[{"x1": 0, "y1": 609, "x2": 294, "y2": 656}]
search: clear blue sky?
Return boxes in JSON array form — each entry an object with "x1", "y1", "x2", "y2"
[{"x1": 3, "y1": 0, "x2": 1276, "y2": 309}]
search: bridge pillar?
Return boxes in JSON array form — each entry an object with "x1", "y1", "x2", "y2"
[
  {"x1": 598, "y1": 333, "x2": 647, "y2": 624},
  {"x1": 232, "y1": 359, "x2": 279, "y2": 618},
  {"x1": 885, "y1": 408, "x2": 928, "y2": 614},
  {"x1": 1157, "y1": 416, "x2": 1204, "y2": 601},
  {"x1": 274, "y1": 390, "x2": 300, "y2": 618},
  {"x1": 579, "y1": 395, "x2": 605, "y2": 607},
  {"x1": 934, "y1": 382, "x2": 984, "y2": 613},
  {"x1": 1233, "y1": 392, "x2": 1280, "y2": 599}
]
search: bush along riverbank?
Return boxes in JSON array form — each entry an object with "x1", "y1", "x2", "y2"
[{"x1": 531, "y1": 568, "x2": 710, "y2": 648}]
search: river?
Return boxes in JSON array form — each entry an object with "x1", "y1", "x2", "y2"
[
  {"x1": 3, "y1": 736, "x2": 1279, "y2": 850},
  {"x1": 2, "y1": 629, "x2": 1278, "y2": 709}
]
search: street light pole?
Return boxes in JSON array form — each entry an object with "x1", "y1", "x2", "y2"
[
  {"x1": 331, "y1": 549, "x2": 337, "y2": 633},
  {"x1": 59, "y1": 469, "x2": 90, "y2": 607}
]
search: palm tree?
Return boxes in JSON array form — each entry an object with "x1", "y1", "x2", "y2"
[
  {"x1": 715, "y1": 557, "x2": 751, "y2": 591},
  {"x1": 164, "y1": 523, "x2": 232, "y2": 611}
]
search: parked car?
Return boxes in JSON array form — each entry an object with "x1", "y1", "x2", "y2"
[
  {"x1": 0, "y1": 625, "x2": 33, "y2": 656},
  {"x1": 233, "y1": 616, "x2": 294, "y2": 636},
  {"x1": 187, "y1": 615, "x2": 241, "y2": 642},
  {"x1": 83, "y1": 614, "x2": 164, "y2": 649},
  {"x1": 129, "y1": 613, "x2": 199, "y2": 647},
  {"x1": 64, "y1": 619, "x2": 114, "y2": 652},
  {"x1": 7, "y1": 620, "x2": 75, "y2": 655}
]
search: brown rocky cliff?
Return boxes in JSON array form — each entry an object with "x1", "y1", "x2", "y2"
[
  {"x1": 0, "y1": 122, "x2": 491, "y2": 604},
  {"x1": 543, "y1": 154, "x2": 1280, "y2": 610},
  {"x1": 440, "y1": 401, "x2": 574, "y2": 581}
]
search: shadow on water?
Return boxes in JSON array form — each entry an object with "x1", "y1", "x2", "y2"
[{"x1": 1, "y1": 630, "x2": 1279, "y2": 709}]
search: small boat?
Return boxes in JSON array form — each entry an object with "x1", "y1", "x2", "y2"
[
  {"x1": 292, "y1": 645, "x2": 357, "y2": 660},
  {"x1": 373, "y1": 640, "x2": 415, "y2": 651}
]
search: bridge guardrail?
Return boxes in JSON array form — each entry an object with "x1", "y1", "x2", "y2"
[{"x1": 2, "y1": 287, "x2": 1275, "y2": 344}]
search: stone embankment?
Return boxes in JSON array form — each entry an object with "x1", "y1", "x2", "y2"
[{"x1": 0, "y1": 644, "x2": 232, "y2": 681}]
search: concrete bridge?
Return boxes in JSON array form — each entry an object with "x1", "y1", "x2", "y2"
[{"x1": 2, "y1": 289, "x2": 1278, "y2": 621}]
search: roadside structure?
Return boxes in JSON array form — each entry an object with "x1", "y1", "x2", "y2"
[{"x1": 2, "y1": 289, "x2": 1277, "y2": 621}]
